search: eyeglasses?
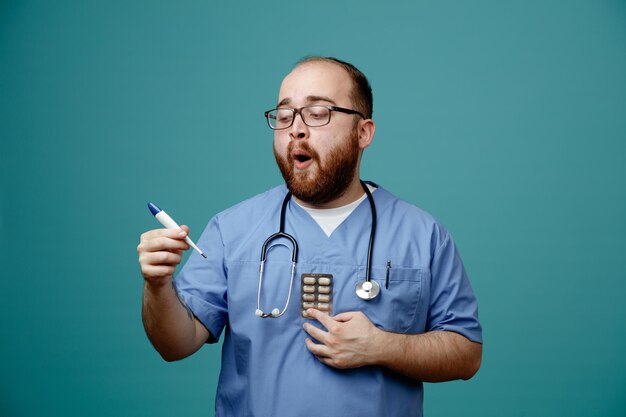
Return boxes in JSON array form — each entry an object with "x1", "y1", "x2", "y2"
[{"x1": 264, "y1": 105, "x2": 365, "y2": 130}]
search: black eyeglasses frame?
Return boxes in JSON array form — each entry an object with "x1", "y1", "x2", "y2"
[{"x1": 264, "y1": 105, "x2": 366, "y2": 130}]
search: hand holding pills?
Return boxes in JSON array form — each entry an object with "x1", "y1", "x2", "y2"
[{"x1": 303, "y1": 309, "x2": 385, "y2": 369}]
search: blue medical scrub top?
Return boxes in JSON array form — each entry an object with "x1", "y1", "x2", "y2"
[{"x1": 175, "y1": 185, "x2": 482, "y2": 417}]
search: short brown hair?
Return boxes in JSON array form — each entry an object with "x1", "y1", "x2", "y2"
[{"x1": 295, "y1": 56, "x2": 373, "y2": 119}]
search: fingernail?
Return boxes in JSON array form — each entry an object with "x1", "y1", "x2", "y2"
[{"x1": 178, "y1": 231, "x2": 186, "y2": 237}]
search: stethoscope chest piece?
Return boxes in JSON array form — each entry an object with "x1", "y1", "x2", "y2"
[{"x1": 356, "y1": 280, "x2": 380, "y2": 300}]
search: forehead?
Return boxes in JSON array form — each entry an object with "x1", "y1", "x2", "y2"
[{"x1": 277, "y1": 61, "x2": 353, "y2": 106}]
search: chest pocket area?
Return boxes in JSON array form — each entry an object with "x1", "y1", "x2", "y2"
[{"x1": 349, "y1": 267, "x2": 425, "y2": 334}]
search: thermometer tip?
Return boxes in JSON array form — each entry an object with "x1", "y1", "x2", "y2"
[{"x1": 147, "y1": 202, "x2": 161, "y2": 216}]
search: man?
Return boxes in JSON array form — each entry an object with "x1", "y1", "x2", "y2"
[{"x1": 137, "y1": 57, "x2": 482, "y2": 416}]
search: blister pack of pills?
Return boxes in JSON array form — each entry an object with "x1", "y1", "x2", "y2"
[{"x1": 300, "y1": 273, "x2": 333, "y2": 318}]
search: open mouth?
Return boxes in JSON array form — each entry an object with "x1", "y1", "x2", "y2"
[
  {"x1": 291, "y1": 149, "x2": 314, "y2": 169},
  {"x1": 292, "y1": 149, "x2": 312, "y2": 163},
  {"x1": 296, "y1": 154, "x2": 311, "y2": 163}
]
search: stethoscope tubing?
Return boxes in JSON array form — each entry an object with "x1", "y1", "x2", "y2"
[
  {"x1": 361, "y1": 181, "x2": 376, "y2": 284},
  {"x1": 256, "y1": 194, "x2": 299, "y2": 318},
  {"x1": 256, "y1": 180, "x2": 377, "y2": 318}
]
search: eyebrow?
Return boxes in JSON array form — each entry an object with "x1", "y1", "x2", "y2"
[{"x1": 277, "y1": 95, "x2": 337, "y2": 107}]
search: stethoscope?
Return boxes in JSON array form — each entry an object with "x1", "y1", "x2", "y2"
[{"x1": 255, "y1": 180, "x2": 379, "y2": 318}]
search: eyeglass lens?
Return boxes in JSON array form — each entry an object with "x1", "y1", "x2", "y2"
[{"x1": 268, "y1": 106, "x2": 331, "y2": 129}]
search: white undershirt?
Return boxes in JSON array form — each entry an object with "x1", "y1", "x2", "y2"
[{"x1": 295, "y1": 184, "x2": 377, "y2": 237}]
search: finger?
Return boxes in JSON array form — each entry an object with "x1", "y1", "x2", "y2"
[
  {"x1": 140, "y1": 251, "x2": 183, "y2": 266},
  {"x1": 180, "y1": 225, "x2": 190, "y2": 233},
  {"x1": 316, "y1": 356, "x2": 337, "y2": 368},
  {"x1": 332, "y1": 311, "x2": 357, "y2": 322},
  {"x1": 139, "y1": 236, "x2": 190, "y2": 253},
  {"x1": 140, "y1": 228, "x2": 188, "y2": 242},
  {"x1": 316, "y1": 355, "x2": 350, "y2": 370},
  {"x1": 305, "y1": 338, "x2": 332, "y2": 358},
  {"x1": 307, "y1": 308, "x2": 335, "y2": 329},
  {"x1": 303, "y1": 322, "x2": 329, "y2": 344}
]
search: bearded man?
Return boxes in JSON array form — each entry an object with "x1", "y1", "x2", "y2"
[{"x1": 137, "y1": 56, "x2": 482, "y2": 417}]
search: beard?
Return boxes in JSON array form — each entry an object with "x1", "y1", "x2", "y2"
[{"x1": 274, "y1": 129, "x2": 360, "y2": 205}]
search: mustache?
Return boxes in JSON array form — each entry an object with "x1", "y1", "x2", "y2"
[{"x1": 287, "y1": 141, "x2": 319, "y2": 161}]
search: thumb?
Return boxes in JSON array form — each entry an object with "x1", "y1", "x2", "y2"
[{"x1": 180, "y1": 225, "x2": 190, "y2": 234}]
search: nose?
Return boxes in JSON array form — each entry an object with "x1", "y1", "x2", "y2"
[{"x1": 289, "y1": 112, "x2": 309, "y2": 140}]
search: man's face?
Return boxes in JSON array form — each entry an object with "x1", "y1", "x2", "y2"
[{"x1": 273, "y1": 62, "x2": 362, "y2": 205}]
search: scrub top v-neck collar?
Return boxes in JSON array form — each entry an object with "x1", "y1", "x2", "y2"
[
  {"x1": 293, "y1": 187, "x2": 376, "y2": 238},
  {"x1": 286, "y1": 187, "x2": 377, "y2": 241}
]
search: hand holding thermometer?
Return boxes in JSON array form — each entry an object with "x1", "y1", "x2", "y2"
[{"x1": 147, "y1": 202, "x2": 207, "y2": 259}]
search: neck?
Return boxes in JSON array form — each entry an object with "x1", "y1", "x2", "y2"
[{"x1": 294, "y1": 175, "x2": 365, "y2": 209}]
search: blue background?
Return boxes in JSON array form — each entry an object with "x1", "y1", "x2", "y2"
[{"x1": 1, "y1": 1, "x2": 625, "y2": 416}]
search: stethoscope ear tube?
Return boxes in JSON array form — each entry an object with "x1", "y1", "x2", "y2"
[
  {"x1": 260, "y1": 232, "x2": 298, "y2": 263},
  {"x1": 361, "y1": 181, "x2": 376, "y2": 284}
]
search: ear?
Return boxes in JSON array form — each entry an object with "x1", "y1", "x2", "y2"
[{"x1": 357, "y1": 119, "x2": 376, "y2": 150}]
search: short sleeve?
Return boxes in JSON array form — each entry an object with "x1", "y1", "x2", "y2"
[
  {"x1": 426, "y1": 227, "x2": 482, "y2": 343},
  {"x1": 174, "y1": 216, "x2": 228, "y2": 343}
]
